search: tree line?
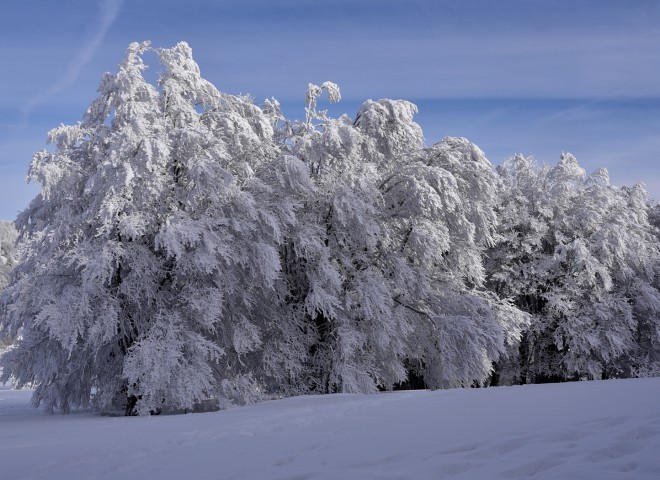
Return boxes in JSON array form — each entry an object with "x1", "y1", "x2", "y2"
[{"x1": 1, "y1": 42, "x2": 658, "y2": 415}]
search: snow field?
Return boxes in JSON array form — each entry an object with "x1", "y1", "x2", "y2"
[{"x1": 1, "y1": 377, "x2": 659, "y2": 479}]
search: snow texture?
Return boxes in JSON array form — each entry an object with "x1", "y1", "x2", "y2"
[{"x1": 1, "y1": 378, "x2": 659, "y2": 479}]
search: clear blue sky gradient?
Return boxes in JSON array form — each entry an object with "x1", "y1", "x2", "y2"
[{"x1": 0, "y1": 0, "x2": 658, "y2": 220}]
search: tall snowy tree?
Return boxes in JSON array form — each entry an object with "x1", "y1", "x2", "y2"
[
  {"x1": 0, "y1": 42, "x2": 296, "y2": 414},
  {"x1": 0, "y1": 221, "x2": 17, "y2": 351},
  {"x1": 282, "y1": 91, "x2": 526, "y2": 392},
  {"x1": 0, "y1": 221, "x2": 17, "y2": 293},
  {"x1": 277, "y1": 91, "x2": 419, "y2": 393},
  {"x1": 378, "y1": 137, "x2": 527, "y2": 388},
  {"x1": 488, "y1": 154, "x2": 660, "y2": 383}
]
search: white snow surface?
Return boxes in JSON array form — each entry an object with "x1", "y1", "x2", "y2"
[{"x1": 1, "y1": 378, "x2": 659, "y2": 479}]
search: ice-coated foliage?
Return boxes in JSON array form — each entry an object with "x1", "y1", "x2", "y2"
[
  {"x1": 376, "y1": 137, "x2": 527, "y2": 388},
  {"x1": 1, "y1": 42, "x2": 658, "y2": 414},
  {"x1": 354, "y1": 99, "x2": 424, "y2": 160},
  {"x1": 0, "y1": 221, "x2": 17, "y2": 292},
  {"x1": 0, "y1": 42, "x2": 295, "y2": 414},
  {"x1": 282, "y1": 101, "x2": 524, "y2": 393},
  {"x1": 282, "y1": 100, "x2": 416, "y2": 393},
  {"x1": 0, "y1": 221, "x2": 16, "y2": 350},
  {"x1": 488, "y1": 154, "x2": 660, "y2": 384}
]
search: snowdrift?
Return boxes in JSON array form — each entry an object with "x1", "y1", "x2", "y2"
[{"x1": 1, "y1": 378, "x2": 659, "y2": 479}]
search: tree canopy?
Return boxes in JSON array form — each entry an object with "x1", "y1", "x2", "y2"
[{"x1": 1, "y1": 42, "x2": 659, "y2": 414}]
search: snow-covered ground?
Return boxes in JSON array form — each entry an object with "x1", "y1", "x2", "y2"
[{"x1": 1, "y1": 378, "x2": 659, "y2": 480}]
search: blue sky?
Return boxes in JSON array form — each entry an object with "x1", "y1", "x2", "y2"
[{"x1": 0, "y1": 0, "x2": 659, "y2": 220}]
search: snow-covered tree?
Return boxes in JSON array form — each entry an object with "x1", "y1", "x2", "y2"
[
  {"x1": 0, "y1": 42, "x2": 296, "y2": 414},
  {"x1": 488, "y1": 154, "x2": 660, "y2": 383},
  {"x1": 0, "y1": 221, "x2": 17, "y2": 292},
  {"x1": 0, "y1": 221, "x2": 17, "y2": 350},
  {"x1": 278, "y1": 94, "x2": 419, "y2": 393},
  {"x1": 378, "y1": 137, "x2": 527, "y2": 388},
  {"x1": 282, "y1": 94, "x2": 526, "y2": 391}
]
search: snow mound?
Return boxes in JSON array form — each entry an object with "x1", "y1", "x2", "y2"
[{"x1": 1, "y1": 378, "x2": 659, "y2": 479}]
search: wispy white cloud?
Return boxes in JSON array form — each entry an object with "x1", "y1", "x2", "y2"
[
  {"x1": 540, "y1": 103, "x2": 607, "y2": 124},
  {"x1": 19, "y1": 0, "x2": 124, "y2": 125},
  {"x1": 185, "y1": 23, "x2": 660, "y2": 103}
]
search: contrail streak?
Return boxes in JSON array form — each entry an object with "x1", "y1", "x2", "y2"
[{"x1": 20, "y1": 0, "x2": 124, "y2": 125}]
